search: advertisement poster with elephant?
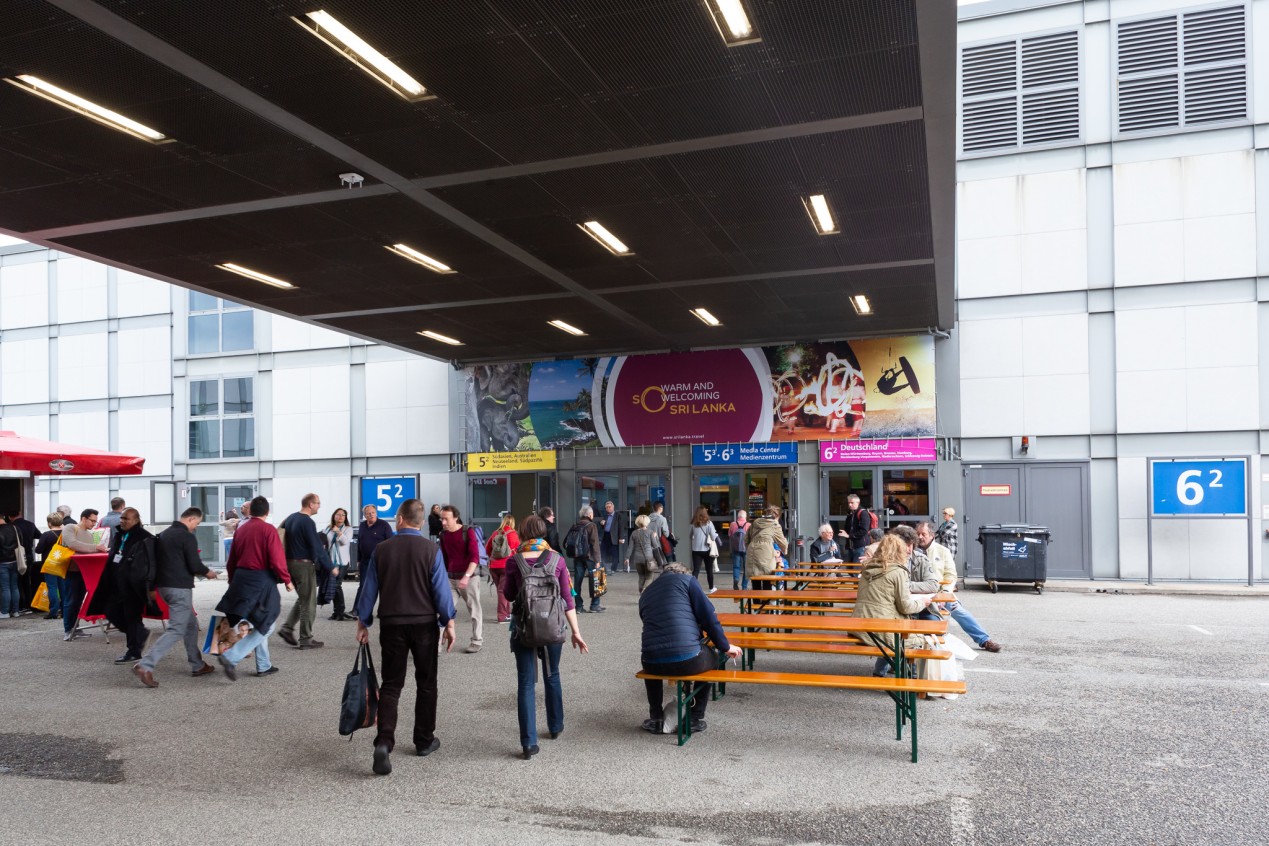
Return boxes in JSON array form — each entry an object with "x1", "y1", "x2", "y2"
[{"x1": 463, "y1": 336, "x2": 934, "y2": 452}]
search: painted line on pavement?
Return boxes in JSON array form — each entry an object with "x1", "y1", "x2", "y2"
[
  {"x1": 1188, "y1": 625, "x2": 1213, "y2": 635},
  {"x1": 963, "y1": 668, "x2": 1018, "y2": 674}
]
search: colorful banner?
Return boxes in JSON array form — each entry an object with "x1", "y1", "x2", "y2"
[
  {"x1": 463, "y1": 337, "x2": 934, "y2": 452},
  {"x1": 819, "y1": 438, "x2": 938, "y2": 464}
]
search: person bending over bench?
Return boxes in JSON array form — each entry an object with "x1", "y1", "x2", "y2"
[{"x1": 639, "y1": 562, "x2": 742, "y2": 735}]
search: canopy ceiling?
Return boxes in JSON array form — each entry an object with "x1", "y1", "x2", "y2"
[{"x1": 0, "y1": 0, "x2": 954, "y2": 364}]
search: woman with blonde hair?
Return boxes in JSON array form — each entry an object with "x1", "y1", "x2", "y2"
[
  {"x1": 688, "y1": 506, "x2": 721, "y2": 594},
  {"x1": 487, "y1": 512, "x2": 520, "y2": 624},
  {"x1": 625, "y1": 513, "x2": 659, "y2": 593},
  {"x1": 852, "y1": 534, "x2": 934, "y2": 676}
]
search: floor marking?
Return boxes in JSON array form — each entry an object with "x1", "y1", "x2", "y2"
[
  {"x1": 963, "y1": 668, "x2": 1018, "y2": 674},
  {"x1": 1188, "y1": 625, "x2": 1213, "y2": 636},
  {"x1": 1258, "y1": 682, "x2": 1269, "y2": 687}
]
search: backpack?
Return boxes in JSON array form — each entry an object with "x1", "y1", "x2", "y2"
[
  {"x1": 563, "y1": 522, "x2": 588, "y2": 559},
  {"x1": 860, "y1": 509, "x2": 876, "y2": 532},
  {"x1": 490, "y1": 529, "x2": 511, "y2": 560},
  {"x1": 467, "y1": 526, "x2": 490, "y2": 568},
  {"x1": 512, "y1": 551, "x2": 567, "y2": 648}
]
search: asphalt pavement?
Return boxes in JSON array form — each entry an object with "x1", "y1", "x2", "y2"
[{"x1": 1, "y1": 574, "x2": 1266, "y2": 845}]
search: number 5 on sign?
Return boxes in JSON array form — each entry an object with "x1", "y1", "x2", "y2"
[
  {"x1": 1151, "y1": 460, "x2": 1246, "y2": 516},
  {"x1": 359, "y1": 476, "x2": 418, "y2": 520}
]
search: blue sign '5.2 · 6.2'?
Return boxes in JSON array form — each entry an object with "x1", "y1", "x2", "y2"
[{"x1": 1150, "y1": 459, "x2": 1246, "y2": 516}]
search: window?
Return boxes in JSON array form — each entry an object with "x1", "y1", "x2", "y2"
[
  {"x1": 960, "y1": 30, "x2": 1080, "y2": 155},
  {"x1": 188, "y1": 292, "x2": 253, "y2": 354},
  {"x1": 1115, "y1": 5, "x2": 1247, "y2": 135},
  {"x1": 189, "y1": 377, "x2": 254, "y2": 459}
]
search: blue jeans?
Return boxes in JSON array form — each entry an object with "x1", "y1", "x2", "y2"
[
  {"x1": 44, "y1": 574, "x2": 65, "y2": 612},
  {"x1": 222, "y1": 621, "x2": 276, "y2": 672},
  {"x1": 511, "y1": 635, "x2": 563, "y2": 749},
  {"x1": 731, "y1": 552, "x2": 748, "y2": 589},
  {"x1": 0, "y1": 562, "x2": 19, "y2": 615},
  {"x1": 947, "y1": 601, "x2": 990, "y2": 646},
  {"x1": 63, "y1": 571, "x2": 86, "y2": 633},
  {"x1": 571, "y1": 558, "x2": 600, "y2": 609}
]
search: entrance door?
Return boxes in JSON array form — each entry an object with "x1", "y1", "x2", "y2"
[
  {"x1": 471, "y1": 473, "x2": 557, "y2": 538},
  {"x1": 694, "y1": 467, "x2": 794, "y2": 561},
  {"x1": 881, "y1": 468, "x2": 931, "y2": 527},
  {"x1": 965, "y1": 463, "x2": 1089, "y2": 579},
  {"x1": 191, "y1": 483, "x2": 255, "y2": 565},
  {"x1": 577, "y1": 470, "x2": 671, "y2": 539}
]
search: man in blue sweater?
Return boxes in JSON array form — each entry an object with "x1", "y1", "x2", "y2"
[{"x1": 638, "y1": 562, "x2": 742, "y2": 734}]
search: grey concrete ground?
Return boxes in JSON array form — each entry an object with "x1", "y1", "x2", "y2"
[{"x1": 2, "y1": 574, "x2": 1266, "y2": 845}]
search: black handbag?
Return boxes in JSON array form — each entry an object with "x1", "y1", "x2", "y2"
[{"x1": 339, "y1": 643, "x2": 379, "y2": 738}]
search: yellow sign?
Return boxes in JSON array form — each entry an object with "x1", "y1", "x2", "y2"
[{"x1": 468, "y1": 450, "x2": 557, "y2": 473}]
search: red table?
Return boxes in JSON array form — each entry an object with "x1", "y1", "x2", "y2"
[{"x1": 74, "y1": 553, "x2": 169, "y2": 638}]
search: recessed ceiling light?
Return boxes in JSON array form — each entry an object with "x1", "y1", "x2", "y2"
[
  {"x1": 703, "y1": 0, "x2": 760, "y2": 45},
  {"x1": 215, "y1": 262, "x2": 295, "y2": 289},
  {"x1": 803, "y1": 194, "x2": 839, "y2": 235},
  {"x1": 294, "y1": 10, "x2": 432, "y2": 102},
  {"x1": 418, "y1": 329, "x2": 463, "y2": 346},
  {"x1": 691, "y1": 308, "x2": 721, "y2": 326},
  {"x1": 578, "y1": 221, "x2": 632, "y2": 256},
  {"x1": 851, "y1": 294, "x2": 872, "y2": 316},
  {"x1": 387, "y1": 243, "x2": 454, "y2": 274},
  {"x1": 548, "y1": 319, "x2": 587, "y2": 337},
  {"x1": 6, "y1": 75, "x2": 166, "y2": 142}
]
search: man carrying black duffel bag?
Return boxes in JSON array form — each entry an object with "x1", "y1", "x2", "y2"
[{"x1": 355, "y1": 498, "x2": 456, "y2": 776}]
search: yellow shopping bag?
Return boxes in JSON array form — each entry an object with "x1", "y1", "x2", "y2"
[
  {"x1": 31, "y1": 582, "x2": 50, "y2": 613},
  {"x1": 41, "y1": 537, "x2": 74, "y2": 578}
]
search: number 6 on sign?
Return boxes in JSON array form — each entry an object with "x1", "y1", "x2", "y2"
[{"x1": 1176, "y1": 470, "x2": 1204, "y2": 506}]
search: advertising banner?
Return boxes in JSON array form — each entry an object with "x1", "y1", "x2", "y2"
[
  {"x1": 819, "y1": 438, "x2": 938, "y2": 464},
  {"x1": 464, "y1": 336, "x2": 934, "y2": 452}
]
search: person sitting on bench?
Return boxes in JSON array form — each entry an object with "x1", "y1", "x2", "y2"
[
  {"x1": 853, "y1": 534, "x2": 935, "y2": 677},
  {"x1": 807, "y1": 524, "x2": 845, "y2": 563},
  {"x1": 638, "y1": 562, "x2": 742, "y2": 734}
]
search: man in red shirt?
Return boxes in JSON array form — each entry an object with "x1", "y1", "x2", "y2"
[
  {"x1": 216, "y1": 496, "x2": 293, "y2": 679},
  {"x1": 437, "y1": 505, "x2": 483, "y2": 653}
]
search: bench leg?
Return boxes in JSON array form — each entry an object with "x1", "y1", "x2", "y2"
[
  {"x1": 910, "y1": 693, "x2": 918, "y2": 763},
  {"x1": 676, "y1": 681, "x2": 690, "y2": 746}
]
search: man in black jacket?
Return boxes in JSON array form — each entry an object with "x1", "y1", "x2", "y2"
[
  {"x1": 133, "y1": 507, "x2": 219, "y2": 688},
  {"x1": 91, "y1": 508, "x2": 156, "y2": 665},
  {"x1": 278, "y1": 493, "x2": 334, "y2": 650}
]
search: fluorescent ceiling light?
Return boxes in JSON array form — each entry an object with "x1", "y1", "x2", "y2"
[
  {"x1": 387, "y1": 243, "x2": 454, "y2": 274},
  {"x1": 803, "y1": 194, "x2": 839, "y2": 235},
  {"x1": 215, "y1": 262, "x2": 295, "y2": 289},
  {"x1": 851, "y1": 294, "x2": 872, "y2": 316},
  {"x1": 7, "y1": 75, "x2": 166, "y2": 142},
  {"x1": 548, "y1": 319, "x2": 587, "y2": 337},
  {"x1": 704, "y1": 0, "x2": 760, "y2": 45},
  {"x1": 691, "y1": 307, "x2": 721, "y2": 327},
  {"x1": 418, "y1": 329, "x2": 463, "y2": 346},
  {"x1": 294, "y1": 10, "x2": 431, "y2": 102},
  {"x1": 578, "y1": 221, "x2": 632, "y2": 256}
]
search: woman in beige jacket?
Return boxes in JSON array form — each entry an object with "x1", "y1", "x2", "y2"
[
  {"x1": 852, "y1": 534, "x2": 933, "y2": 676},
  {"x1": 743, "y1": 506, "x2": 788, "y2": 592}
]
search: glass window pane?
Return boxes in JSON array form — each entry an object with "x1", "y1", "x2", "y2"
[
  {"x1": 189, "y1": 291, "x2": 219, "y2": 312},
  {"x1": 223, "y1": 378, "x2": 253, "y2": 414},
  {"x1": 190, "y1": 380, "x2": 218, "y2": 417},
  {"x1": 221, "y1": 310, "x2": 253, "y2": 351},
  {"x1": 188, "y1": 314, "x2": 220, "y2": 354},
  {"x1": 222, "y1": 418, "x2": 254, "y2": 458},
  {"x1": 189, "y1": 420, "x2": 220, "y2": 459},
  {"x1": 882, "y1": 469, "x2": 929, "y2": 520}
]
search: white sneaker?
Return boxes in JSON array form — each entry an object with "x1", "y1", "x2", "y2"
[
  {"x1": 0, "y1": 612, "x2": 10, "y2": 618},
  {"x1": 708, "y1": 588, "x2": 717, "y2": 595},
  {"x1": 63, "y1": 630, "x2": 74, "y2": 641}
]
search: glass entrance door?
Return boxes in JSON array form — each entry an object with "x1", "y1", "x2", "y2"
[
  {"x1": 191, "y1": 482, "x2": 255, "y2": 565},
  {"x1": 577, "y1": 470, "x2": 671, "y2": 538},
  {"x1": 470, "y1": 475, "x2": 509, "y2": 539},
  {"x1": 694, "y1": 467, "x2": 794, "y2": 562}
]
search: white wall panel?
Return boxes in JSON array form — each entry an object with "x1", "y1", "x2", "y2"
[
  {"x1": 1114, "y1": 220, "x2": 1184, "y2": 286},
  {"x1": 58, "y1": 410, "x2": 109, "y2": 451},
  {"x1": 960, "y1": 376, "x2": 1025, "y2": 436},
  {"x1": 1117, "y1": 370, "x2": 1187, "y2": 432},
  {"x1": 1022, "y1": 229, "x2": 1087, "y2": 292},
  {"x1": 1020, "y1": 169, "x2": 1085, "y2": 232},
  {"x1": 1, "y1": 337, "x2": 49, "y2": 405},
  {"x1": 1113, "y1": 159, "x2": 1183, "y2": 225},
  {"x1": 116, "y1": 270, "x2": 170, "y2": 317},
  {"x1": 117, "y1": 327, "x2": 172, "y2": 396},
  {"x1": 957, "y1": 176, "x2": 1021, "y2": 239},
  {"x1": 1115, "y1": 307, "x2": 1185, "y2": 372},
  {"x1": 56, "y1": 479, "x2": 110, "y2": 521},
  {"x1": 1, "y1": 414, "x2": 50, "y2": 440},
  {"x1": 365, "y1": 358, "x2": 451, "y2": 456},
  {"x1": 56, "y1": 333, "x2": 108, "y2": 400},
  {"x1": 959, "y1": 318, "x2": 1023, "y2": 379},
  {"x1": 272, "y1": 314, "x2": 350, "y2": 352},
  {"x1": 1023, "y1": 374, "x2": 1090, "y2": 434},
  {"x1": 1182, "y1": 214, "x2": 1256, "y2": 282},
  {"x1": 1022, "y1": 313, "x2": 1088, "y2": 375},
  {"x1": 118, "y1": 407, "x2": 172, "y2": 476},
  {"x1": 1185, "y1": 365, "x2": 1258, "y2": 430},
  {"x1": 1184, "y1": 303, "x2": 1257, "y2": 368},
  {"x1": 0, "y1": 261, "x2": 49, "y2": 329},
  {"x1": 270, "y1": 476, "x2": 353, "y2": 522},
  {"x1": 958, "y1": 235, "x2": 1022, "y2": 298},
  {"x1": 271, "y1": 364, "x2": 350, "y2": 460},
  {"x1": 1182, "y1": 151, "x2": 1255, "y2": 219},
  {"x1": 56, "y1": 257, "x2": 108, "y2": 323}
]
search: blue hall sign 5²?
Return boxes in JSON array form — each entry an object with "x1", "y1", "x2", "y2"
[
  {"x1": 1150, "y1": 459, "x2": 1247, "y2": 516},
  {"x1": 692, "y1": 442, "x2": 799, "y2": 466},
  {"x1": 360, "y1": 476, "x2": 418, "y2": 519}
]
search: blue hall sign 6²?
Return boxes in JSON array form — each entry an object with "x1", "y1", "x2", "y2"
[
  {"x1": 693, "y1": 442, "x2": 799, "y2": 466},
  {"x1": 1150, "y1": 459, "x2": 1246, "y2": 516},
  {"x1": 360, "y1": 476, "x2": 417, "y2": 519}
]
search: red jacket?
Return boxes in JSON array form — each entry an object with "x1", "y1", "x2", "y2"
[
  {"x1": 226, "y1": 517, "x2": 292, "y2": 584},
  {"x1": 439, "y1": 526, "x2": 481, "y2": 577}
]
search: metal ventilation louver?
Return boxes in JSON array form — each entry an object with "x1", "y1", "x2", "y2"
[{"x1": 960, "y1": 31, "x2": 1080, "y2": 154}]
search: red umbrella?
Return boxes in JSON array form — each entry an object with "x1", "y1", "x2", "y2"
[{"x1": 0, "y1": 430, "x2": 146, "y2": 475}]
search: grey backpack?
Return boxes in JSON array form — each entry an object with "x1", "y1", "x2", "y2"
[{"x1": 513, "y1": 551, "x2": 567, "y2": 649}]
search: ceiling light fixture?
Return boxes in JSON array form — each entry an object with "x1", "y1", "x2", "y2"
[
  {"x1": 548, "y1": 319, "x2": 587, "y2": 337},
  {"x1": 294, "y1": 10, "x2": 432, "y2": 102},
  {"x1": 215, "y1": 262, "x2": 295, "y2": 289},
  {"x1": 578, "y1": 221, "x2": 632, "y2": 256},
  {"x1": 703, "y1": 0, "x2": 761, "y2": 45},
  {"x1": 418, "y1": 329, "x2": 463, "y2": 346},
  {"x1": 6, "y1": 75, "x2": 166, "y2": 142},
  {"x1": 851, "y1": 294, "x2": 873, "y2": 316},
  {"x1": 691, "y1": 307, "x2": 721, "y2": 327},
  {"x1": 387, "y1": 243, "x2": 454, "y2": 274},
  {"x1": 803, "y1": 194, "x2": 839, "y2": 235}
]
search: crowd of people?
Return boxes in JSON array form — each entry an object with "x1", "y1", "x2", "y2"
[{"x1": 2, "y1": 489, "x2": 998, "y2": 774}]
